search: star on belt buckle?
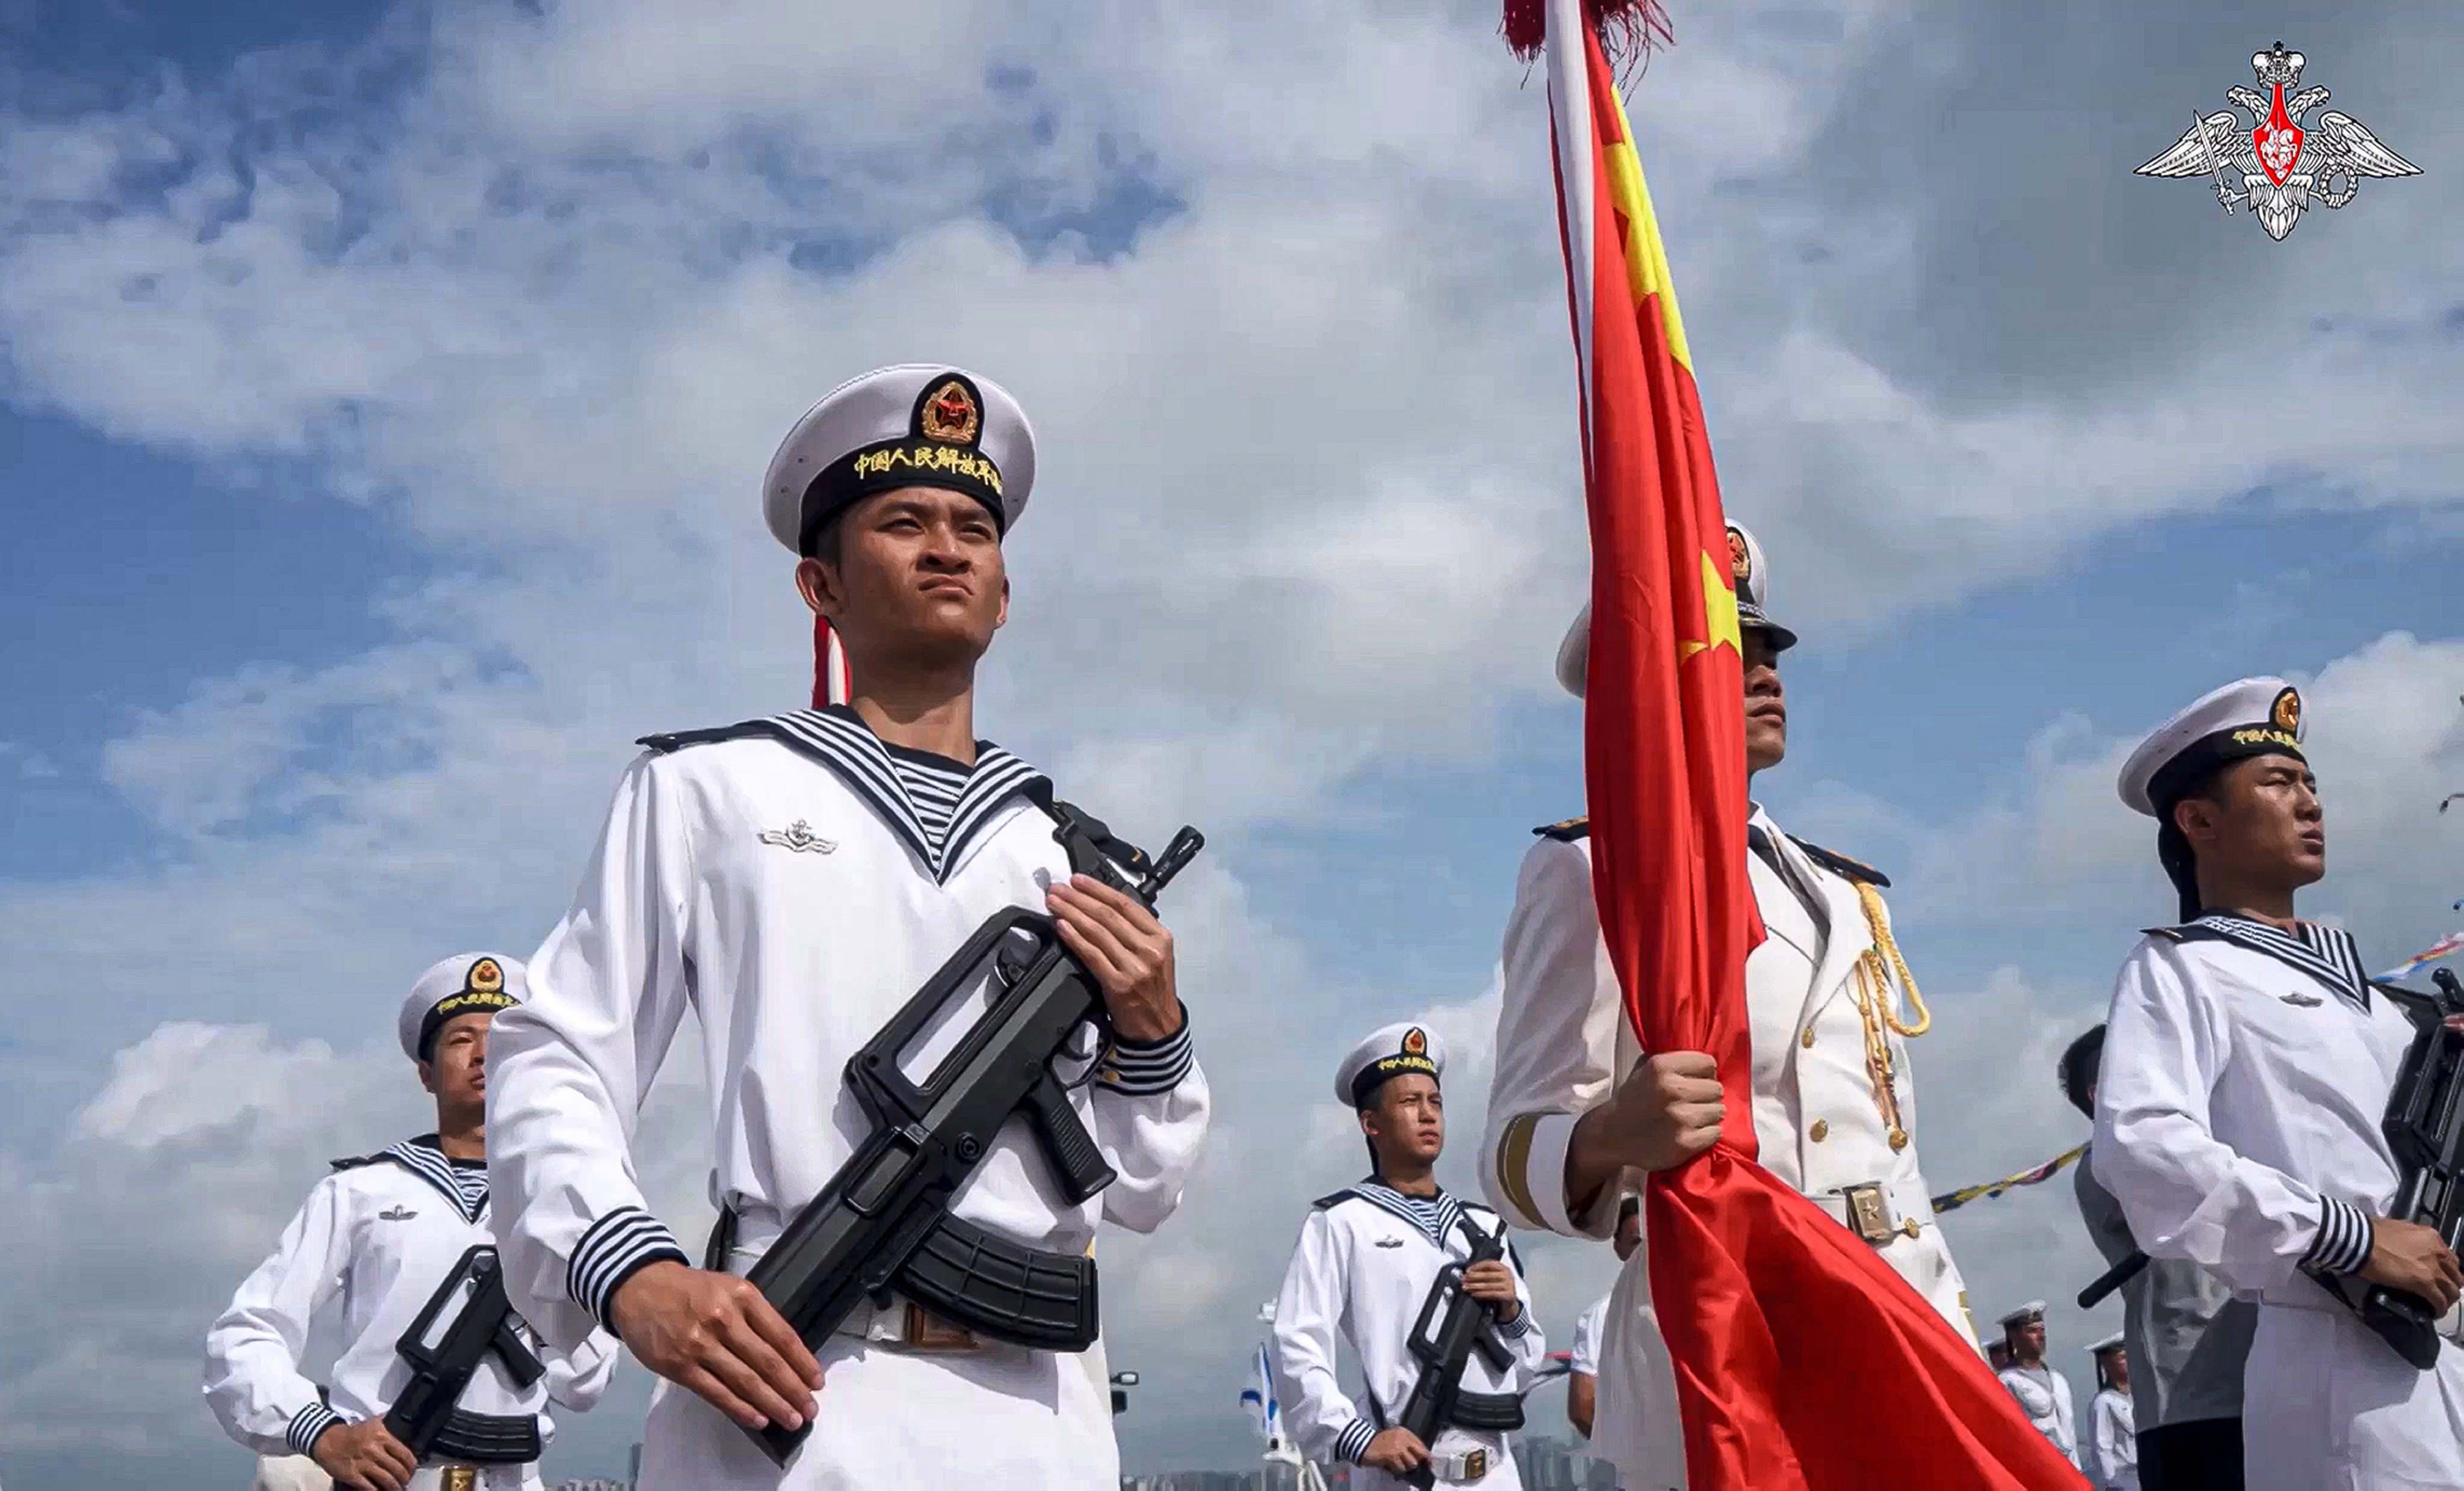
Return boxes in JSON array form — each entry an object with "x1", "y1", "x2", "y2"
[
  {"x1": 1841, "y1": 1181, "x2": 1895, "y2": 1245},
  {"x1": 440, "y1": 1468, "x2": 479, "y2": 1491}
]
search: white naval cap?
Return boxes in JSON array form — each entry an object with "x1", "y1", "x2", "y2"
[
  {"x1": 2086, "y1": 1332, "x2": 2125, "y2": 1354},
  {"x1": 762, "y1": 363, "x2": 1037, "y2": 556},
  {"x1": 1554, "y1": 521, "x2": 1797, "y2": 698},
  {"x1": 1335, "y1": 1022, "x2": 1447, "y2": 1109},
  {"x1": 2116, "y1": 676, "x2": 2307, "y2": 818},
  {"x1": 398, "y1": 951, "x2": 527, "y2": 1062},
  {"x1": 1997, "y1": 1300, "x2": 2048, "y2": 1329}
]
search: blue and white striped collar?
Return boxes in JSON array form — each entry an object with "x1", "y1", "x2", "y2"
[
  {"x1": 1344, "y1": 1179, "x2": 1471, "y2": 1252},
  {"x1": 755, "y1": 708, "x2": 1044, "y2": 883},
  {"x1": 2190, "y1": 912, "x2": 2371, "y2": 1012},
  {"x1": 378, "y1": 1135, "x2": 490, "y2": 1224}
]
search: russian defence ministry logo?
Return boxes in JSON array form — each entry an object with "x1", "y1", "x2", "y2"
[{"x1": 2136, "y1": 42, "x2": 2419, "y2": 241}]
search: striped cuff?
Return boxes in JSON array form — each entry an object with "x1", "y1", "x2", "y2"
[
  {"x1": 286, "y1": 1401, "x2": 345, "y2": 1458},
  {"x1": 1335, "y1": 1418, "x2": 1378, "y2": 1463},
  {"x1": 2302, "y1": 1197, "x2": 2374, "y2": 1276},
  {"x1": 1097, "y1": 1006, "x2": 1195, "y2": 1096},
  {"x1": 568, "y1": 1206, "x2": 691, "y2": 1331},
  {"x1": 1497, "y1": 1307, "x2": 1534, "y2": 1339}
]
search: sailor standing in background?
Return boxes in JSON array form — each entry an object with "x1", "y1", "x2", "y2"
[
  {"x1": 2093, "y1": 677, "x2": 2464, "y2": 1491},
  {"x1": 2089, "y1": 1335, "x2": 2138, "y2": 1491},
  {"x1": 1273, "y1": 1025, "x2": 1546, "y2": 1489},
  {"x1": 483, "y1": 366, "x2": 1210, "y2": 1490},
  {"x1": 1479, "y1": 523, "x2": 1978, "y2": 1489},
  {"x1": 1996, "y1": 1302, "x2": 2080, "y2": 1467},
  {"x1": 205, "y1": 955, "x2": 615, "y2": 1491},
  {"x1": 2063, "y1": 1025, "x2": 2252, "y2": 1490}
]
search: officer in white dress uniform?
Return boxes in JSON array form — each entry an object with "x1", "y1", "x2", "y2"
[
  {"x1": 2093, "y1": 676, "x2": 2464, "y2": 1491},
  {"x1": 206, "y1": 955, "x2": 617, "y2": 1491},
  {"x1": 1567, "y1": 1197, "x2": 1640, "y2": 1448},
  {"x1": 2089, "y1": 1334, "x2": 2139, "y2": 1491},
  {"x1": 484, "y1": 365, "x2": 1212, "y2": 1491},
  {"x1": 1272, "y1": 1025, "x2": 1547, "y2": 1489},
  {"x1": 1995, "y1": 1301, "x2": 2080, "y2": 1466},
  {"x1": 1479, "y1": 523, "x2": 1977, "y2": 1488}
]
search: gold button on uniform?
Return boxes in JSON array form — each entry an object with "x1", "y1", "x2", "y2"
[
  {"x1": 1888, "y1": 1127, "x2": 1908, "y2": 1152},
  {"x1": 1902, "y1": 1217, "x2": 1921, "y2": 1239},
  {"x1": 1800, "y1": 1027, "x2": 1816, "y2": 1048},
  {"x1": 1809, "y1": 1119, "x2": 1829, "y2": 1142}
]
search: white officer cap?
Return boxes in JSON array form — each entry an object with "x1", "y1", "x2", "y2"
[
  {"x1": 1555, "y1": 521, "x2": 1798, "y2": 698},
  {"x1": 1997, "y1": 1300, "x2": 2048, "y2": 1329},
  {"x1": 2086, "y1": 1332, "x2": 2124, "y2": 1354},
  {"x1": 398, "y1": 952, "x2": 527, "y2": 1062},
  {"x1": 1334, "y1": 1022, "x2": 1447, "y2": 1109},
  {"x1": 761, "y1": 364, "x2": 1036, "y2": 556},
  {"x1": 2116, "y1": 676, "x2": 2306, "y2": 818}
]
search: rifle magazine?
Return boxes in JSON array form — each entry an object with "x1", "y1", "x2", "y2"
[{"x1": 895, "y1": 1212, "x2": 1098, "y2": 1351}]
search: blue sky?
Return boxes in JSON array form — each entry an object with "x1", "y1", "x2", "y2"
[{"x1": 3, "y1": 1, "x2": 2461, "y2": 1486}]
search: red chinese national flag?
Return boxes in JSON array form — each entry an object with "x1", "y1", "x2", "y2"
[{"x1": 1520, "y1": 4, "x2": 2084, "y2": 1486}]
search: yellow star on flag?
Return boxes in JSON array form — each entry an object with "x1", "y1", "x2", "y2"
[{"x1": 1679, "y1": 549, "x2": 1742, "y2": 662}]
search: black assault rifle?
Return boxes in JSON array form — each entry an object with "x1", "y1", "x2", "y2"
[
  {"x1": 2308, "y1": 966, "x2": 2464, "y2": 1369},
  {"x1": 1389, "y1": 1218, "x2": 1524, "y2": 1490},
  {"x1": 383, "y1": 1244, "x2": 547, "y2": 1464},
  {"x1": 737, "y1": 803, "x2": 1204, "y2": 1466}
]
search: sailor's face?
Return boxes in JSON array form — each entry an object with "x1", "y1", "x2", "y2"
[
  {"x1": 815, "y1": 486, "x2": 1008, "y2": 659},
  {"x1": 420, "y1": 1013, "x2": 493, "y2": 1111},
  {"x1": 1742, "y1": 629, "x2": 1787, "y2": 774},
  {"x1": 2210, "y1": 753, "x2": 2326, "y2": 887},
  {"x1": 2008, "y1": 1319, "x2": 2045, "y2": 1358},
  {"x1": 1367, "y1": 1075, "x2": 1446, "y2": 1164}
]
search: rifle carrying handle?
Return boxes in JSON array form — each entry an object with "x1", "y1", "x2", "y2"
[{"x1": 1024, "y1": 1072, "x2": 1117, "y2": 1205}]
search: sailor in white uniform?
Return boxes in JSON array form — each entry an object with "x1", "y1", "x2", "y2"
[
  {"x1": 483, "y1": 365, "x2": 1212, "y2": 1491},
  {"x1": 2088, "y1": 1333, "x2": 2137, "y2": 1491},
  {"x1": 2093, "y1": 676, "x2": 2464, "y2": 1491},
  {"x1": 1995, "y1": 1301, "x2": 2080, "y2": 1466},
  {"x1": 1272, "y1": 1025, "x2": 1547, "y2": 1489},
  {"x1": 1566, "y1": 1197, "x2": 1640, "y2": 1448},
  {"x1": 206, "y1": 954, "x2": 616, "y2": 1491},
  {"x1": 1479, "y1": 523, "x2": 1977, "y2": 1487}
]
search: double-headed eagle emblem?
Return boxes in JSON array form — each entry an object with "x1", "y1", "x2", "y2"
[{"x1": 2136, "y1": 42, "x2": 2419, "y2": 241}]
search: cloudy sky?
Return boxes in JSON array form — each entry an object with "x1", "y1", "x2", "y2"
[{"x1": 2, "y1": 0, "x2": 2460, "y2": 1484}]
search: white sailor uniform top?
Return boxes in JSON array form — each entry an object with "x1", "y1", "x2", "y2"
[
  {"x1": 1270, "y1": 1183, "x2": 1545, "y2": 1489},
  {"x1": 1996, "y1": 1362, "x2": 2078, "y2": 1466},
  {"x1": 485, "y1": 708, "x2": 1210, "y2": 1489},
  {"x1": 204, "y1": 1137, "x2": 614, "y2": 1468},
  {"x1": 2095, "y1": 913, "x2": 2464, "y2": 1491}
]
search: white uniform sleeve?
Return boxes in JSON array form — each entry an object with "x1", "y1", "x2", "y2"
[
  {"x1": 2093, "y1": 1394, "x2": 2131, "y2": 1487},
  {"x1": 1494, "y1": 1236, "x2": 1548, "y2": 1384},
  {"x1": 1270, "y1": 1209, "x2": 1377, "y2": 1466},
  {"x1": 1089, "y1": 1011, "x2": 1212, "y2": 1235},
  {"x1": 2092, "y1": 937, "x2": 2364, "y2": 1295},
  {"x1": 2056, "y1": 1373, "x2": 2079, "y2": 1465},
  {"x1": 1569, "y1": 1298, "x2": 1603, "y2": 1377},
  {"x1": 542, "y1": 1329, "x2": 620, "y2": 1414},
  {"x1": 203, "y1": 1178, "x2": 354, "y2": 1459},
  {"x1": 487, "y1": 753, "x2": 697, "y2": 1350},
  {"x1": 1483, "y1": 836, "x2": 1625, "y2": 1239}
]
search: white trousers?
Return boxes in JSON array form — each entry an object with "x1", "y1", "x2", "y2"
[
  {"x1": 635, "y1": 1335, "x2": 1119, "y2": 1490},
  {"x1": 2244, "y1": 1298, "x2": 2464, "y2": 1490}
]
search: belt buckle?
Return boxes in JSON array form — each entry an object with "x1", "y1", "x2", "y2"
[
  {"x1": 1461, "y1": 1446, "x2": 1489, "y2": 1481},
  {"x1": 1841, "y1": 1181, "x2": 1894, "y2": 1245},
  {"x1": 901, "y1": 1301, "x2": 980, "y2": 1352},
  {"x1": 440, "y1": 1469, "x2": 479, "y2": 1491}
]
